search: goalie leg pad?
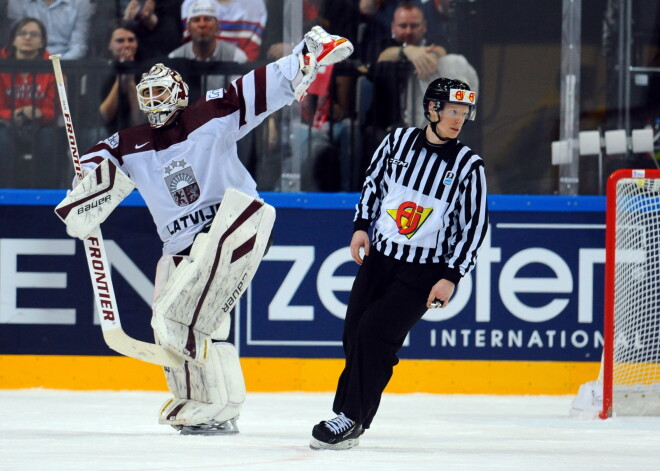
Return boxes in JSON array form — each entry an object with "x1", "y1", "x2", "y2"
[
  {"x1": 151, "y1": 254, "x2": 211, "y2": 360},
  {"x1": 159, "y1": 342, "x2": 246, "y2": 427},
  {"x1": 153, "y1": 254, "x2": 189, "y2": 305},
  {"x1": 211, "y1": 312, "x2": 231, "y2": 341},
  {"x1": 152, "y1": 188, "x2": 275, "y2": 364},
  {"x1": 55, "y1": 159, "x2": 135, "y2": 240}
]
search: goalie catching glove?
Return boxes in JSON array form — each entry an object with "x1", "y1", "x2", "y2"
[
  {"x1": 54, "y1": 159, "x2": 135, "y2": 239},
  {"x1": 294, "y1": 26, "x2": 354, "y2": 101}
]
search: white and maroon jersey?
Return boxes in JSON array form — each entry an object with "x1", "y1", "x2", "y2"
[
  {"x1": 181, "y1": 0, "x2": 267, "y2": 61},
  {"x1": 80, "y1": 58, "x2": 296, "y2": 255}
]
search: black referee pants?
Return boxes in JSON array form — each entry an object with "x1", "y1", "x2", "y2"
[{"x1": 332, "y1": 247, "x2": 447, "y2": 429}]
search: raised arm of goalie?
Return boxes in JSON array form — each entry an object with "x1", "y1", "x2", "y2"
[{"x1": 54, "y1": 159, "x2": 136, "y2": 240}]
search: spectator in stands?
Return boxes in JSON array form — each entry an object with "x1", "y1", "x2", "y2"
[
  {"x1": 0, "y1": 17, "x2": 62, "y2": 188},
  {"x1": 169, "y1": 0, "x2": 251, "y2": 173},
  {"x1": 169, "y1": 0, "x2": 247, "y2": 80},
  {"x1": 377, "y1": 2, "x2": 446, "y2": 81},
  {"x1": 357, "y1": 0, "x2": 421, "y2": 66},
  {"x1": 369, "y1": 1, "x2": 477, "y2": 129},
  {"x1": 7, "y1": 0, "x2": 94, "y2": 60},
  {"x1": 180, "y1": 0, "x2": 267, "y2": 61},
  {"x1": 98, "y1": 21, "x2": 144, "y2": 138},
  {"x1": 124, "y1": 0, "x2": 182, "y2": 61}
]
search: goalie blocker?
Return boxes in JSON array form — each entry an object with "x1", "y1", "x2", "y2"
[
  {"x1": 54, "y1": 159, "x2": 136, "y2": 239},
  {"x1": 152, "y1": 188, "x2": 275, "y2": 433}
]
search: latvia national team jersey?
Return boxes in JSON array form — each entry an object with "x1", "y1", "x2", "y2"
[{"x1": 80, "y1": 59, "x2": 296, "y2": 255}]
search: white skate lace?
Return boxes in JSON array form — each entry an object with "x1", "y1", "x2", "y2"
[{"x1": 324, "y1": 414, "x2": 354, "y2": 434}]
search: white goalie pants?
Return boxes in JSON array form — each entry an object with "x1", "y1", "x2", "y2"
[{"x1": 153, "y1": 254, "x2": 246, "y2": 427}]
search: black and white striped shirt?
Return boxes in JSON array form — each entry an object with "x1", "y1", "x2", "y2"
[{"x1": 354, "y1": 127, "x2": 489, "y2": 284}]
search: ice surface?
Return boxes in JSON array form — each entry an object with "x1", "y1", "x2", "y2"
[{"x1": 1, "y1": 389, "x2": 659, "y2": 470}]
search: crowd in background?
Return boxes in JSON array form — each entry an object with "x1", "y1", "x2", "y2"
[
  {"x1": 0, "y1": 0, "x2": 483, "y2": 191},
  {"x1": 0, "y1": 0, "x2": 657, "y2": 193}
]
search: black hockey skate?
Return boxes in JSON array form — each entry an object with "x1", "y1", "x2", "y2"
[
  {"x1": 310, "y1": 413, "x2": 363, "y2": 450},
  {"x1": 173, "y1": 417, "x2": 239, "y2": 435}
]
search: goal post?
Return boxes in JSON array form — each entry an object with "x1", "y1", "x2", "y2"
[
  {"x1": 571, "y1": 169, "x2": 660, "y2": 418},
  {"x1": 600, "y1": 168, "x2": 660, "y2": 418}
]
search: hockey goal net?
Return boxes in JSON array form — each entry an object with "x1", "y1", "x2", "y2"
[{"x1": 599, "y1": 168, "x2": 660, "y2": 418}]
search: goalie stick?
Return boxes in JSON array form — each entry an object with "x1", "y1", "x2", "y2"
[{"x1": 50, "y1": 54, "x2": 181, "y2": 368}]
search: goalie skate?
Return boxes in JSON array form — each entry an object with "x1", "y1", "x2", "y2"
[{"x1": 174, "y1": 417, "x2": 239, "y2": 435}]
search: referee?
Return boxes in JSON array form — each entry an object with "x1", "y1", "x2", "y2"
[{"x1": 310, "y1": 78, "x2": 489, "y2": 450}]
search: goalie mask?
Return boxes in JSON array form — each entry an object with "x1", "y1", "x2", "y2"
[
  {"x1": 137, "y1": 63, "x2": 189, "y2": 128},
  {"x1": 423, "y1": 78, "x2": 477, "y2": 122}
]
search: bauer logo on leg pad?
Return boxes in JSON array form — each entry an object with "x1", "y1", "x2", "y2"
[
  {"x1": 152, "y1": 189, "x2": 275, "y2": 364},
  {"x1": 55, "y1": 160, "x2": 135, "y2": 239}
]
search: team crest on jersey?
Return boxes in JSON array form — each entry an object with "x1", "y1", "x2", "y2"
[
  {"x1": 443, "y1": 171, "x2": 455, "y2": 186},
  {"x1": 163, "y1": 159, "x2": 200, "y2": 206},
  {"x1": 386, "y1": 201, "x2": 433, "y2": 238}
]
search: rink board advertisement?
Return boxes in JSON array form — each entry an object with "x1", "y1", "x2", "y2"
[{"x1": 0, "y1": 191, "x2": 606, "y2": 364}]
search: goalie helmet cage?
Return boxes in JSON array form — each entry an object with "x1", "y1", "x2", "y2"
[{"x1": 601, "y1": 168, "x2": 660, "y2": 418}]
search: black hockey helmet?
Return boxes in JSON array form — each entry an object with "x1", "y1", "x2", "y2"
[{"x1": 423, "y1": 78, "x2": 477, "y2": 121}]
